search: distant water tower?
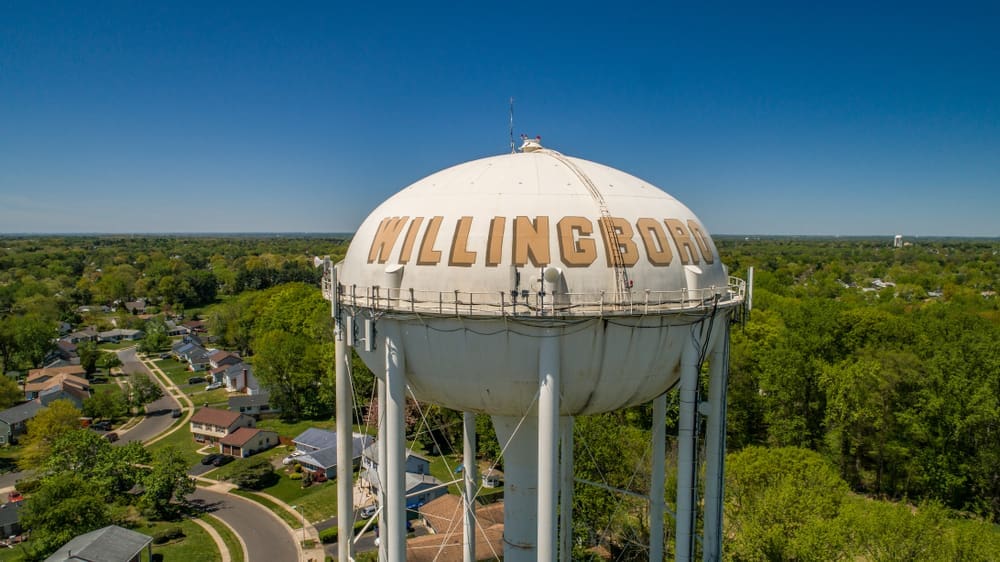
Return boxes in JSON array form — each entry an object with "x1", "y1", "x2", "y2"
[
  {"x1": 894, "y1": 234, "x2": 903, "y2": 248},
  {"x1": 324, "y1": 137, "x2": 745, "y2": 562}
]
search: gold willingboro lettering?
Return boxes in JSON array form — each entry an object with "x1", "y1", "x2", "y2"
[{"x1": 367, "y1": 216, "x2": 715, "y2": 267}]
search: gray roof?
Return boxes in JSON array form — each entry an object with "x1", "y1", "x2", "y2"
[
  {"x1": 293, "y1": 427, "x2": 338, "y2": 450},
  {"x1": 294, "y1": 431, "x2": 373, "y2": 469},
  {"x1": 44, "y1": 524, "x2": 152, "y2": 562},
  {"x1": 0, "y1": 501, "x2": 21, "y2": 527},
  {"x1": 298, "y1": 446, "x2": 339, "y2": 470},
  {"x1": 0, "y1": 401, "x2": 43, "y2": 426},
  {"x1": 298, "y1": 434, "x2": 374, "y2": 470},
  {"x1": 228, "y1": 391, "x2": 272, "y2": 409}
]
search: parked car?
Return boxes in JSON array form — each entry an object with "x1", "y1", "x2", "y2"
[
  {"x1": 201, "y1": 453, "x2": 221, "y2": 465},
  {"x1": 205, "y1": 382, "x2": 224, "y2": 391},
  {"x1": 188, "y1": 376, "x2": 206, "y2": 384},
  {"x1": 360, "y1": 504, "x2": 379, "y2": 519},
  {"x1": 282, "y1": 450, "x2": 304, "y2": 465},
  {"x1": 159, "y1": 353, "x2": 171, "y2": 359},
  {"x1": 212, "y1": 455, "x2": 233, "y2": 467},
  {"x1": 103, "y1": 432, "x2": 119, "y2": 442},
  {"x1": 93, "y1": 420, "x2": 111, "y2": 431},
  {"x1": 170, "y1": 408, "x2": 182, "y2": 418}
]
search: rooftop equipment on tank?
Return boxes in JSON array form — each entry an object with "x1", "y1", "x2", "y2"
[{"x1": 326, "y1": 136, "x2": 745, "y2": 562}]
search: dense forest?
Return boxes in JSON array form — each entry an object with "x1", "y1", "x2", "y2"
[{"x1": 1, "y1": 234, "x2": 998, "y2": 559}]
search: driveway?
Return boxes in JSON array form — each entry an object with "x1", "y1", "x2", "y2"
[{"x1": 191, "y1": 487, "x2": 298, "y2": 562}]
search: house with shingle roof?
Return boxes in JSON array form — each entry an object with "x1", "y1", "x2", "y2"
[
  {"x1": 44, "y1": 524, "x2": 152, "y2": 562},
  {"x1": 407, "y1": 495, "x2": 505, "y2": 561},
  {"x1": 219, "y1": 427, "x2": 278, "y2": 458},
  {"x1": 189, "y1": 407, "x2": 254, "y2": 445},
  {"x1": 0, "y1": 400, "x2": 43, "y2": 445},
  {"x1": 228, "y1": 391, "x2": 279, "y2": 417},
  {"x1": 290, "y1": 429, "x2": 373, "y2": 479},
  {"x1": 24, "y1": 367, "x2": 90, "y2": 401}
]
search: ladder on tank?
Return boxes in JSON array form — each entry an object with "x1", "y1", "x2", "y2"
[{"x1": 545, "y1": 150, "x2": 632, "y2": 302}]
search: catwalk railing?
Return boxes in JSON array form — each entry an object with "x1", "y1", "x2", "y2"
[{"x1": 325, "y1": 277, "x2": 746, "y2": 317}]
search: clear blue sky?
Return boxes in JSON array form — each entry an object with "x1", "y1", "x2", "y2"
[{"x1": 2, "y1": 1, "x2": 998, "y2": 236}]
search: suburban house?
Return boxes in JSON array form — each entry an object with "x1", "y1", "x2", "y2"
[
  {"x1": 216, "y1": 363, "x2": 259, "y2": 394},
  {"x1": 123, "y1": 298, "x2": 147, "y2": 314},
  {"x1": 171, "y1": 336, "x2": 211, "y2": 370},
  {"x1": 403, "y1": 473, "x2": 448, "y2": 507},
  {"x1": 0, "y1": 401, "x2": 43, "y2": 445},
  {"x1": 97, "y1": 328, "x2": 144, "y2": 343},
  {"x1": 208, "y1": 350, "x2": 242, "y2": 370},
  {"x1": 219, "y1": 427, "x2": 279, "y2": 458},
  {"x1": 164, "y1": 320, "x2": 190, "y2": 337},
  {"x1": 0, "y1": 501, "x2": 23, "y2": 541},
  {"x1": 360, "y1": 442, "x2": 438, "y2": 501},
  {"x1": 44, "y1": 525, "x2": 152, "y2": 562},
  {"x1": 37, "y1": 385, "x2": 89, "y2": 409},
  {"x1": 290, "y1": 428, "x2": 373, "y2": 479},
  {"x1": 410, "y1": 494, "x2": 505, "y2": 562},
  {"x1": 66, "y1": 326, "x2": 100, "y2": 343},
  {"x1": 361, "y1": 442, "x2": 432, "y2": 475},
  {"x1": 189, "y1": 407, "x2": 255, "y2": 445},
  {"x1": 182, "y1": 319, "x2": 207, "y2": 333},
  {"x1": 228, "y1": 391, "x2": 279, "y2": 417},
  {"x1": 24, "y1": 367, "x2": 90, "y2": 401}
]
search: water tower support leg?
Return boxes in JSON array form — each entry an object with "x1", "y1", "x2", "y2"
[
  {"x1": 377, "y1": 376, "x2": 388, "y2": 562},
  {"x1": 538, "y1": 332, "x2": 560, "y2": 562},
  {"x1": 463, "y1": 411, "x2": 477, "y2": 562},
  {"x1": 702, "y1": 320, "x2": 729, "y2": 562},
  {"x1": 559, "y1": 416, "x2": 574, "y2": 562},
  {"x1": 385, "y1": 334, "x2": 407, "y2": 562},
  {"x1": 675, "y1": 337, "x2": 701, "y2": 562},
  {"x1": 650, "y1": 393, "x2": 667, "y2": 561},
  {"x1": 492, "y1": 415, "x2": 539, "y2": 561},
  {"x1": 335, "y1": 332, "x2": 354, "y2": 562}
]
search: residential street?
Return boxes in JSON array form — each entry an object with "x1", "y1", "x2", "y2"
[
  {"x1": 115, "y1": 347, "x2": 181, "y2": 444},
  {"x1": 191, "y1": 487, "x2": 298, "y2": 562}
]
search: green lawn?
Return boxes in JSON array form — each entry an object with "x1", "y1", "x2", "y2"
[
  {"x1": 134, "y1": 518, "x2": 221, "y2": 561},
  {"x1": 214, "y1": 453, "x2": 341, "y2": 523},
  {"x1": 154, "y1": 359, "x2": 201, "y2": 388},
  {"x1": 429, "y1": 454, "x2": 464, "y2": 495},
  {"x1": 255, "y1": 417, "x2": 335, "y2": 438},
  {"x1": 201, "y1": 514, "x2": 244, "y2": 562},
  {"x1": 146, "y1": 419, "x2": 204, "y2": 467}
]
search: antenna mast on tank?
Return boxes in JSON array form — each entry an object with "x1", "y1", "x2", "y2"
[{"x1": 509, "y1": 97, "x2": 515, "y2": 154}]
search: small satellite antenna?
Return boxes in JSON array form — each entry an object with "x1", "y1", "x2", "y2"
[{"x1": 509, "y1": 97, "x2": 515, "y2": 154}]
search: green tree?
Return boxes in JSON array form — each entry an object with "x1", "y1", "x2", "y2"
[
  {"x1": 18, "y1": 474, "x2": 112, "y2": 560},
  {"x1": 18, "y1": 400, "x2": 84, "y2": 470},
  {"x1": 101, "y1": 352, "x2": 123, "y2": 375},
  {"x1": 124, "y1": 372, "x2": 163, "y2": 411},
  {"x1": 0, "y1": 375, "x2": 22, "y2": 409},
  {"x1": 13, "y1": 314, "x2": 57, "y2": 368},
  {"x1": 229, "y1": 456, "x2": 279, "y2": 490},
  {"x1": 82, "y1": 388, "x2": 129, "y2": 420},
  {"x1": 77, "y1": 341, "x2": 100, "y2": 376},
  {"x1": 140, "y1": 446, "x2": 195, "y2": 519},
  {"x1": 724, "y1": 446, "x2": 850, "y2": 561}
]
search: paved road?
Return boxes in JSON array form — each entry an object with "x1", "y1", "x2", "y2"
[
  {"x1": 116, "y1": 348, "x2": 180, "y2": 445},
  {"x1": 191, "y1": 488, "x2": 298, "y2": 562}
]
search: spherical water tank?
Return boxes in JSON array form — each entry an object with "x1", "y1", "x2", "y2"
[{"x1": 339, "y1": 141, "x2": 739, "y2": 416}]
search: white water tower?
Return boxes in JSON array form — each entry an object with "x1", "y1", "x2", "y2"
[{"x1": 326, "y1": 137, "x2": 744, "y2": 562}]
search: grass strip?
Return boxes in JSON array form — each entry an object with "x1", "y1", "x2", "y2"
[
  {"x1": 231, "y1": 489, "x2": 301, "y2": 529},
  {"x1": 201, "y1": 514, "x2": 246, "y2": 562}
]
